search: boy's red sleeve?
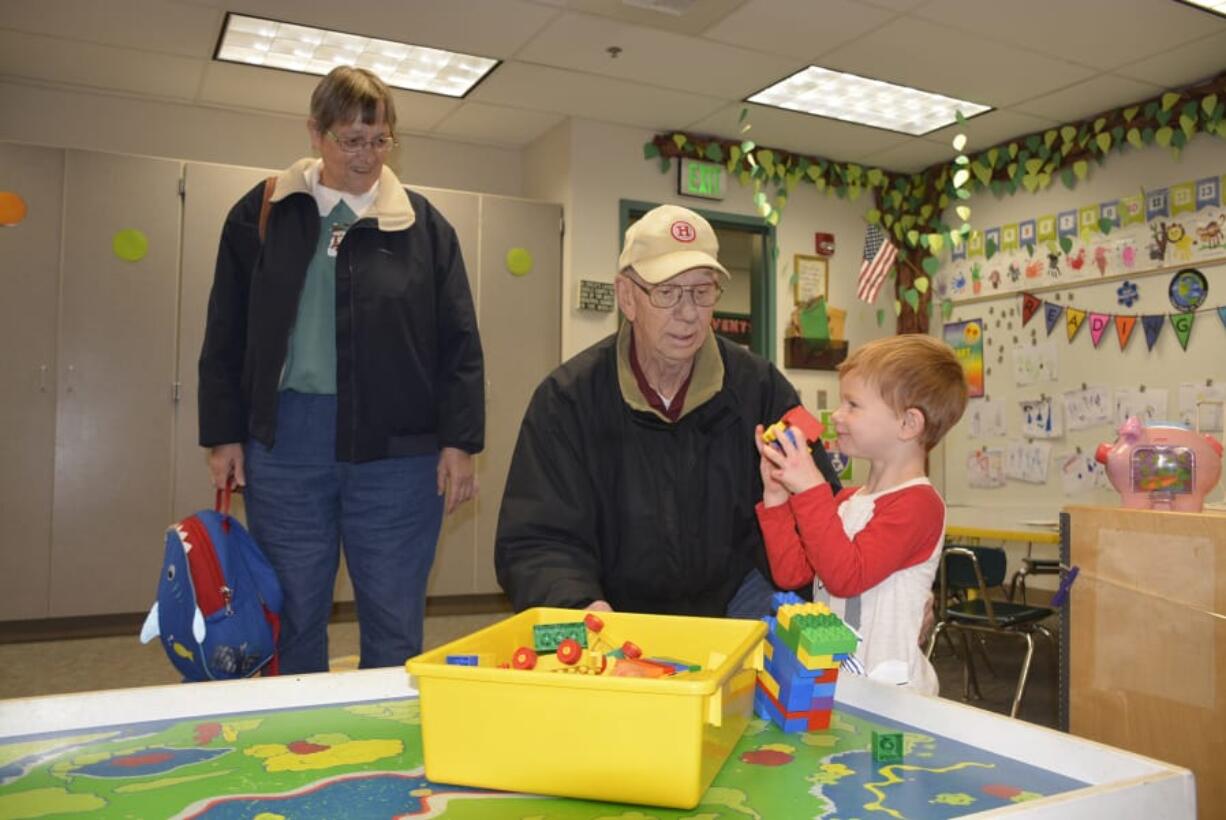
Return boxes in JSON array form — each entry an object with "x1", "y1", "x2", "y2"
[
  {"x1": 755, "y1": 501, "x2": 816, "y2": 589},
  {"x1": 787, "y1": 484, "x2": 945, "y2": 598}
]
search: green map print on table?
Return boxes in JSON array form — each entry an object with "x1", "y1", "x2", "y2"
[{"x1": 0, "y1": 697, "x2": 1087, "y2": 819}]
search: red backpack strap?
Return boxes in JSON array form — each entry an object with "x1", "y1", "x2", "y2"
[{"x1": 258, "y1": 176, "x2": 277, "y2": 243}]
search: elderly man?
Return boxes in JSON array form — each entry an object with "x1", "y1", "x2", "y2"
[{"x1": 494, "y1": 204, "x2": 841, "y2": 618}]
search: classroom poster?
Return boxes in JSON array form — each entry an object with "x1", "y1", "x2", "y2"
[
  {"x1": 1113, "y1": 387, "x2": 1169, "y2": 426},
  {"x1": 967, "y1": 448, "x2": 1006, "y2": 488},
  {"x1": 943, "y1": 319, "x2": 985, "y2": 398},
  {"x1": 967, "y1": 398, "x2": 1007, "y2": 438},
  {"x1": 1020, "y1": 396, "x2": 1062, "y2": 438},
  {"x1": 1005, "y1": 440, "x2": 1051, "y2": 484},
  {"x1": 1063, "y1": 385, "x2": 1112, "y2": 430}
]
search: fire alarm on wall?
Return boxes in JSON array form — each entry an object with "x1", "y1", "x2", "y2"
[{"x1": 814, "y1": 233, "x2": 835, "y2": 256}]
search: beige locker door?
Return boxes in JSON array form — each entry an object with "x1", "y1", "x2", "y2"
[
  {"x1": 175, "y1": 162, "x2": 272, "y2": 524},
  {"x1": 473, "y1": 196, "x2": 561, "y2": 593},
  {"x1": 0, "y1": 143, "x2": 64, "y2": 620},
  {"x1": 415, "y1": 187, "x2": 482, "y2": 597},
  {"x1": 49, "y1": 150, "x2": 182, "y2": 616}
]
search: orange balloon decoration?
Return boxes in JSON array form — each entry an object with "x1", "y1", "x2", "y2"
[{"x1": 0, "y1": 191, "x2": 28, "y2": 226}]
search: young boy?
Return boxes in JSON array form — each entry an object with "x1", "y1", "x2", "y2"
[{"x1": 754, "y1": 335, "x2": 968, "y2": 695}]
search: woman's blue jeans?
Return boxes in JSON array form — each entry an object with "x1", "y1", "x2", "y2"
[{"x1": 244, "y1": 390, "x2": 444, "y2": 673}]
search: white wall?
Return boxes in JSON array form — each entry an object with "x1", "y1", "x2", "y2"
[
  {"x1": 931, "y1": 136, "x2": 1226, "y2": 510},
  {"x1": 0, "y1": 80, "x2": 524, "y2": 197},
  {"x1": 547, "y1": 117, "x2": 893, "y2": 415}
]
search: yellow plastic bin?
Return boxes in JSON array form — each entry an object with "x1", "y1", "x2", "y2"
[{"x1": 406, "y1": 607, "x2": 766, "y2": 809}]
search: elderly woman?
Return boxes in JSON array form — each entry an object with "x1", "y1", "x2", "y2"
[
  {"x1": 199, "y1": 66, "x2": 484, "y2": 673},
  {"x1": 495, "y1": 204, "x2": 841, "y2": 618}
]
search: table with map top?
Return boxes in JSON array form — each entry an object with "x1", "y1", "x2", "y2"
[{"x1": 0, "y1": 668, "x2": 1193, "y2": 819}]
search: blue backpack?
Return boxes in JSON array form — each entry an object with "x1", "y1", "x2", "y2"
[{"x1": 141, "y1": 486, "x2": 283, "y2": 681}]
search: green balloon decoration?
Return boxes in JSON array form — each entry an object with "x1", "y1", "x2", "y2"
[
  {"x1": 113, "y1": 229, "x2": 149, "y2": 262},
  {"x1": 505, "y1": 247, "x2": 533, "y2": 277}
]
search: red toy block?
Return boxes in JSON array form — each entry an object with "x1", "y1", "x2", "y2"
[
  {"x1": 512, "y1": 646, "x2": 538, "y2": 670},
  {"x1": 780, "y1": 406, "x2": 824, "y2": 443}
]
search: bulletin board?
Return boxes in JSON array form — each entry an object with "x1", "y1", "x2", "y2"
[{"x1": 933, "y1": 139, "x2": 1226, "y2": 512}]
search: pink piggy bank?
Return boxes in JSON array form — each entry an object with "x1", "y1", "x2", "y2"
[{"x1": 1095, "y1": 417, "x2": 1223, "y2": 512}]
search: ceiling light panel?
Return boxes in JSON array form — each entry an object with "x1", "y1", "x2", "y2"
[
  {"x1": 214, "y1": 13, "x2": 498, "y2": 98},
  {"x1": 747, "y1": 66, "x2": 992, "y2": 136},
  {"x1": 1177, "y1": 0, "x2": 1226, "y2": 17}
]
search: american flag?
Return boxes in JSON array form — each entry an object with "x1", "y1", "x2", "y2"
[{"x1": 856, "y1": 224, "x2": 898, "y2": 303}]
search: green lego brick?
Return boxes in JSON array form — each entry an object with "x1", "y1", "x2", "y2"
[
  {"x1": 532, "y1": 622, "x2": 588, "y2": 652},
  {"x1": 872, "y1": 731, "x2": 904, "y2": 764},
  {"x1": 797, "y1": 622, "x2": 859, "y2": 656}
]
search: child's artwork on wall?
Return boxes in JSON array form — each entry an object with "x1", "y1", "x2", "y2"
[
  {"x1": 1013, "y1": 341, "x2": 1059, "y2": 386},
  {"x1": 967, "y1": 398, "x2": 1007, "y2": 438},
  {"x1": 1058, "y1": 450, "x2": 1107, "y2": 495},
  {"x1": 936, "y1": 173, "x2": 1226, "y2": 302},
  {"x1": 1020, "y1": 396, "x2": 1062, "y2": 438},
  {"x1": 944, "y1": 319, "x2": 985, "y2": 398},
  {"x1": 1006, "y1": 440, "x2": 1051, "y2": 484},
  {"x1": 1178, "y1": 382, "x2": 1225, "y2": 431},
  {"x1": 1114, "y1": 387, "x2": 1170, "y2": 425},
  {"x1": 1063, "y1": 385, "x2": 1112, "y2": 430},
  {"x1": 967, "y1": 448, "x2": 1006, "y2": 488}
]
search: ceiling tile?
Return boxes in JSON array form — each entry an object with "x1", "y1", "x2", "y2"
[
  {"x1": 197, "y1": 62, "x2": 462, "y2": 131},
  {"x1": 914, "y1": 0, "x2": 1224, "y2": 71},
  {"x1": 565, "y1": 0, "x2": 748, "y2": 36},
  {"x1": 860, "y1": 138, "x2": 962, "y2": 174},
  {"x1": 923, "y1": 109, "x2": 1059, "y2": 149},
  {"x1": 0, "y1": 0, "x2": 222, "y2": 57},
  {"x1": 817, "y1": 16, "x2": 1095, "y2": 107},
  {"x1": 0, "y1": 30, "x2": 204, "y2": 100},
  {"x1": 1114, "y1": 30, "x2": 1226, "y2": 88},
  {"x1": 470, "y1": 61, "x2": 724, "y2": 129},
  {"x1": 1011, "y1": 74, "x2": 1163, "y2": 123},
  {"x1": 703, "y1": 0, "x2": 895, "y2": 60},
  {"x1": 515, "y1": 11, "x2": 797, "y2": 98},
  {"x1": 431, "y1": 102, "x2": 565, "y2": 145},
  {"x1": 686, "y1": 103, "x2": 909, "y2": 162}
]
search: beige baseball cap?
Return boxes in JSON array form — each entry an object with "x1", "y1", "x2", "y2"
[{"x1": 618, "y1": 204, "x2": 730, "y2": 284}]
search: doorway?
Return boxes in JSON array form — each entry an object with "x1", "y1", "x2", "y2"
[{"x1": 619, "y1": 200, "x2": 777, "y2": 362}]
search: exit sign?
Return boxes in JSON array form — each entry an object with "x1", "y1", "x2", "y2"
[{"x1": 678, "y1": 158, "x2": 724, "y2": 200}]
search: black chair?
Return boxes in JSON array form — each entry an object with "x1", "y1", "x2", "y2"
[{"x1": 927, "y1": 545, "x2": 1055, "y2": 718}]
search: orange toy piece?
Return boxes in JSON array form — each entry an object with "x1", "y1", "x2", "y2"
[
  {"x1": 512, "y1": 646, "x2": 538, "y2": 669},
  {"x1": 611, "y1": 657, "x2": 671, "y2": 678},
  {"x1": 583, "y1": 613, "x2": 642, "y2": 659}
]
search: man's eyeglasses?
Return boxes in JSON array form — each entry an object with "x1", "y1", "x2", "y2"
[
  {"x1": 326, "y1": 131, "x2": 398, "y2": 154},
  {"x1": 627, "y1": 277, "x2": 723, "y2": 308}
]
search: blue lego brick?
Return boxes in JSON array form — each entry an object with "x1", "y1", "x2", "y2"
[
  {"x1": 770, "y1": 591, "x2": 805, "y2": 613},
  {"x1": 445, "y1": 654, "x2": 479, "y2": 666},
  {"x1": 771, "y1": 674, "x2": 838, "y2": 712}
]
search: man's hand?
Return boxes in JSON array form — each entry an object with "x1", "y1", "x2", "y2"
[
  {"x1": 759, "y1": 424, "x2": 826, "y2": 495},
  {"x1": 585, "y1": 600, "x2": 613, "y2": 612},
  {"x1": 754, "y1": 425, "x2": 790, "y2": 507},
  {"x1": 207, "y1": 443, "x2": 245, "y2": 490},
  {"x1": 437, "y1": 447, "x2": 478, "y2": 515}
]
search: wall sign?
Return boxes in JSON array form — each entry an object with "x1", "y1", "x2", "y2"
[{"x1": 678, "y1": 158, "x2": 724, "y2": 201}]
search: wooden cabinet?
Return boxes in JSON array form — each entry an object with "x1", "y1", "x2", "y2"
[
  {"x1": 1, "y1": 145, "x2": 560, "y2": 621},
  {"x1": 1063, "y1": 505, "x2": 1226, "y2": 818}
]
